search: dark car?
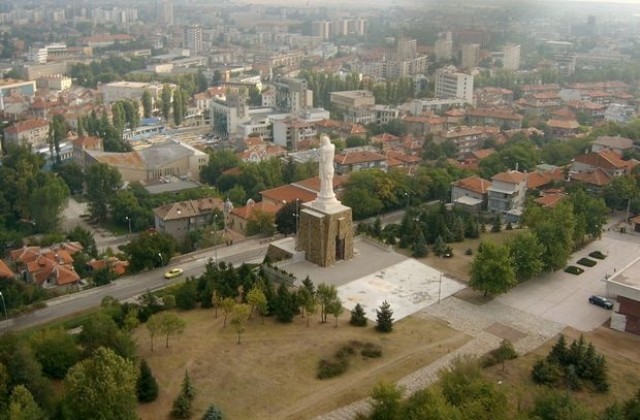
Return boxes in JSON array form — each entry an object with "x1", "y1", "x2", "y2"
[{"x1": 588, "y1": 295, "x2": 613, "y2": 310}]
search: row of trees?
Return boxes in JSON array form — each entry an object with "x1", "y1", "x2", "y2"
[{"x1": 469, "y1": 192, "x2": 608, "y2": 297}]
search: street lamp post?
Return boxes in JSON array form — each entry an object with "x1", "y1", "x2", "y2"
[
  {"x1": 0, "y1": 291, "x2": 7, "y2": 319},
  {"x1": 213, "y1": 214, "x2": 218, "y2": 264},
  {"x1": 158, "y1": 252, "x2": 164, "y2": 268},
  {"x1": 125, "y1": 216, "x2": 132, "y2": 241}
]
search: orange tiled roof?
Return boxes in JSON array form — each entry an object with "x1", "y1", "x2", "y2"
[
  {"x1": 547, "y1": 119, "x2": 579, "y2": 130},
  {"x1": 471, "y1": 148, "x2": 495, "y2": 160},
  {"x1": 4, "y1": 118, "x2": 49, "y2": 134},
  {"x1": 89, "y1": 257, "x2": 129, "y2": 276},
  {"x1": 535, "y1": 193, "x2": 566, "y2": 208},
  {"x1": 575, "y1": 150, "x2": 630, "y2": 171},
  {"x1": 571, "y1": 168, "x2": 612, "y2": 187},
  {"x1": 260, "y1": 184, "x2": 317, "y2": 205},
  {"x1": 293, "y1": 175, "x2": 349, "y2": 194},
  {"x1": 452, "y1": 176, "x2": 492, "y2": 195},
  {"x1": 0, "y1": 260, "x2": 15, "y2": 278},
  {"x1": 334, "y1": 150, "x2": 386, "y2": 165},
  {"x1": 231, "y1": 201, "x2": 280, "y2": 220},
  {"x1": 492, "y1": 170, "x2": 526, "y2": 184}
]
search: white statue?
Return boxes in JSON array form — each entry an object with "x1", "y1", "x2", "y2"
[{"x1": 318, "y1": 135, "x2": 336, "y2": 200}]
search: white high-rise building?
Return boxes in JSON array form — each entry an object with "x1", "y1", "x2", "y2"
[
  {"x1": 156, "y1": 0, "x2": 173, "y2": 25},
  {"x1": 435, "y1": 38, "x2": 453, "y2": 62},
  {"x1": 461, "y1": 43, "x2": 480, "y2": 69},
  {"x1": 397, "y1": 38, "x2": 417, "y2": 60},
  {"x1": 434, "y1": 67, "x2": 474, "y2": 103},
  {"x1": 312, "y1": 21, "x2": 332, "y2": 40},
  {"x1": 184, "y1": 25, "x2": 203, "y2": 56},
  {"x1": 503, "y1": 43, "x2": 521, "y2": 71}
]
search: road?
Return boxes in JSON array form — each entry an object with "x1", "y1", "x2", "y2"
[{"x1": 0, "y1": 241, "x2": 267, "y2": 334}]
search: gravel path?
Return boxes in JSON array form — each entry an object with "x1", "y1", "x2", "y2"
[{"x1": 314, "y1": 296, "x2": 564, "y2": 420}]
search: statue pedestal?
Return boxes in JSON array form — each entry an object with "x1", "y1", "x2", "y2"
[{"x1": 296, "y1": 201, "x2": 354, "y2": 267}]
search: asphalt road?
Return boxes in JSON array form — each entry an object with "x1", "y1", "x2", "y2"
[{"x1": 0, "y1": 241, "x2": 267, "y2": 334}]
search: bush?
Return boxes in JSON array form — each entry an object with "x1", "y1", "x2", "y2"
[
  {"x1": 465, "y1": 248, "x2": 473, "y2": 256},
  {"x1": 317, "y1": 357, "x2": 349, "y2": 379},
  {"x1": 482, "y1": 339, "x2": 518, "y2": 368},
  {"x1": 335, "y1": 343, "x2": 356, "y2": 359},
  {"x1": 202, "y1": 404, "x2": 224, "y2": 420},
  {"x1": 589, "y1": 251, "x2": 607, "y2": 260},
  {"x1": 531, "y1": 359, "x2": 562, "y2": 386},
  {"x1": 576, "y1": 258, "x2": 597, "y2": 267},
  {"x1": 361, "y1": 343, "x2": 383, "y2": 358},
  {"x1": 564, "y1": 266, "x2": 584, "y2": 275}
]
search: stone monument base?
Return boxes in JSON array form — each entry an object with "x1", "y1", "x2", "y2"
[{"x1": 296, "y1": 201, "x2": 354, "y2": 267}]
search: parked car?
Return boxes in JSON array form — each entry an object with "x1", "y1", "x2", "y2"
[
  {"x1": 164, "y1": 268, "x2": 184, "y2": 279},
  {"x1": 588, "y1": 295, "x2": 613, "y2": 310}
]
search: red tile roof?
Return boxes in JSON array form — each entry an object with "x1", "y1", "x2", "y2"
[
  {"x1": 335, "y1": 150, "x2": 386, "y2": 165},
  {"x1": 575, "y1": 150, "x2": 631, "y2": 171},
  {"x1": 0, "y1": 260, "x2": 15, "y2": 278},
  {"x1": 4, "y1": 118, "x2": 49, "y2": 134},
  {"x1": 231, "y1": 201, "x2": 280, "y2": 220},
  {"x1": 452, "y1": 176, "x2": 492, "y2": 195},
  {"x1": 260, "y1": 184, "x2": 317, "y2": 205},
  {"x1": 492, "y1": 170, "x2": 526, "y2": 184},
  {"x1": 571, "y1": 168, "x2": 612, "y2": 187},
  {"x1": 88, "y1": 257, "x2": 129, "y2": 276},
  {"x1": 535, "y1": 193, "x2": 566, "y2": 208}
]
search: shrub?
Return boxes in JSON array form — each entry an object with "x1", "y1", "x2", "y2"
[
  {"x1": 335, "y1": 343, "x2": 356, "y2": 359},
  {"x1": 482, "y1": 339, "x2": 518, "y2": 369},
  {"x1": 465, "y1": 248, "x2": 473, "y2": 256},
  {"x1": 564, "y1": 266, "x2": 584, "y2": 275},
  {"x1": 317, "y1": 357, "x2": 349, "y2": 379},
  {"x1": 361, "y1": 343, "x2": 383, "y2": 358},
  {"x1": 589, "y1": 251, "x2": 607, "y2": 260},
  {"x1": 576, "y1": 258, "x2": 597, "y2": 267},
  {"x1": 375, "y1": 301, "x2": 394, "y2": 333},
  {"x1": 202, "y1": 404, "x2": 224, "y2": 420},
  {"x1": 531, "y1": 359, "x2": 562, "y2": 386}
]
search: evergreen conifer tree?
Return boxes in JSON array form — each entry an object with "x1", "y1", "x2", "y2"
[
  {"x1": 375, "y1": 301, "x2": 394, "y2": 333},
  {"x1": 136, "y1": 360, "x2": 159, "y2": 403},
  {"x1": 350, "y1": 303, "x2": 368, "y2": 327}
]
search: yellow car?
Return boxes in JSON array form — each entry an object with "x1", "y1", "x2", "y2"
[{"x1": 164, "y1": 268, "x2": 184, "y2": 279}]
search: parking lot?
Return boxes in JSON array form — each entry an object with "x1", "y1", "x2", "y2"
[{"x1": 498, "y1": 228, "x2": 640, "y2": 331}]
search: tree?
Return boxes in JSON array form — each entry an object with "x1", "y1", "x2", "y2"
[
  {"x1": 525, "y1": 201, "x2": 576, "y2": 272},
  {"x1": 7, "y1": 385, "x2": 46, "y2": 420},
  {"x1": 273, "y1": 283, "x2": 297, "y2": 323},
  {"x1": 230, "y1": 304, "x2": 251, "y2": 344},
  {"x1": 86, "y1": 163, "x2": 123, "y2": 222},
  {"x1": 529, "y1": 389, "x2": 592, "y2": 420},
  {"x1": 274, "y1": 201, "x2": 297, "y2": 236},
  {"x1": 48, "y1": 114, "x2": 68, "y2": 163},
  {"x1": 161, "y1": 312, "x2": 186, "y2": 348},
  {"x1": 67, "y1": 225, "x2": 98, "y2": 257},
  {"x1": 375, "y1": 301, "x2": 394, "y2": 333},
  {"x1": 29, "y1": 327, "x2": 81, "y2": 380},
  {"x1": 141, "y1": 90, "x2": 153, "y2": 118},
  {"x1": 29, "y1": 176, "x2": 69, "y2": 232},
  {"x1": 123, "y1": 231, "x2": 176, "y2": 273},
  {"x1": 316, "y1": 283, "x2": 338, "y2": 323},
  {"x1": 56, "y1": 162, "x2": 85, "y2": 194},
  {"x1": 245, "y1": 209, "x2": 275, "y2": 236},
  {"x1": 172, "y1": 370, "x2": 196, "y2": 419},
  {"x1": 246, "y1": 285, "x2": 268, "y2": 321},
  {"x1": 508, "y1": 231, "x2": 545, "y2": 281},
  {"x1": 412, "y1": 229, "x2": 428, "y2": 258},
  {"x1": 221, "y1": 297, "x2": 235, "y2": 328},
  {"x1": 173, "y1": 87, "x2": 185, "y2": 126},
  {"x1": 469, "y1": 242, "x2": 516, "y2": 297},
  {"x1": 370, "y1": 382, "x2": 403, "y2": 420},
  {"x1": 161, "y1": 84, "x2": 172, "y2": 121},
  {"x1": 202, "y1": 404, "x2": 224, "y2": 420},
  {"x1": 64, "y1": 347, "x2": 137, "y2": 420},
  {"x1": 146, "y1": 313, "x2": 162, "y2": 351},
  {"x1": 350, "y1": 303, "x2": 368, "y2": 327},
  {"x1": 326, "y1": 299, "x2": 343, "y2": 327},
  {"x1": 136, "y1": 360, "x2": 159, "y2": 403}
]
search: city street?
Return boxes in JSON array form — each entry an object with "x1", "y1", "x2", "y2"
[{"x1": 0, "y1": 239, "x2": 267, "y2": 334}]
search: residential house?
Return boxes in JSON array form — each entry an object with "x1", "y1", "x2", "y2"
[
  {"x1": 153, "y1": 197, "x2": 224, "y2": 242},
  {"x1": 526, "y1": 168, "x2": 564, "y2": 191},
  {"x1": 434, "y1": 126, "x2": 500, "y2": 158},
  {"x1": 385, "y1": 150, "x2": 421, "y2": 170},
  {"x1": 9, "y1": 243, "x2": 83, "y2": 289},
  {"x1": 567, "y1": 100, "x2": 606, "y2": 121},
  {"x1": 534, "y1": 191, "x2": 566, "y2": 208},
  {"x1": 451, "y1": 176, "x2": 492, "y2": 212},
  {"x1": 466, "y1": 108, "x2": 523, "y2": 129},
  {"x1": 334, "y1": 149, "x2": 387, "y2": 174},
  {"x1": 547, "y1": 119, "x2": 580, "y2": 138},
  {"x1": 487, "y1": 170, "x2": 527, "y2": 221},
  {"x1": 237, "y1": 136, "x2": 287, "y2": 163},
  {"x1": 401, "y1": 114, "x2": 446, "y2": 137},
  {"x1": 572, "y1": 149, "x2": 636, "y2": 178},
  {"x1": 260, "y1": 184, "x2": 318, "y2": 209},
  {"x1": 591, "y1": 136, "x2": 634, "y2": 156},
  {"x1": 88, "y1": 257, "x2": 129, "y2": 276},
  {"x1": 228, "y1": 200, "x2": 280, "y2": 235},
  {"x1": 571, "y1": 168, "x2": 612, "y2": 194},
  {"x1": 3, "y1": 118, "x2": 50, "y2": 148}
]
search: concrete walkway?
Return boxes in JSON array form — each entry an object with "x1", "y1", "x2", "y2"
[{"x1": 315, "y1": 297, "x2": 563, "y2": 420}]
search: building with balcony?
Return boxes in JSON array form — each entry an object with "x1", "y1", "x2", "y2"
[{"x1": 487, "y1": 170, "x2": 527, "y2": 220}]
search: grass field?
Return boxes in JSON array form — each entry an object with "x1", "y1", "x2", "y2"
[
  {"x1": 483, "y1": 326, "x2": 640, "y2": 416},
  {"x1": 134, "y1": 309, "x2": 471, "y2": 420},
  {"x1": 398, "y1": 228, "x2": 522, "y2": 282}
]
